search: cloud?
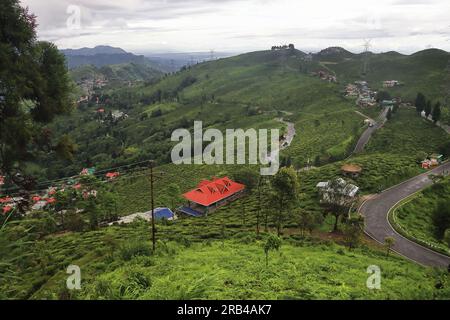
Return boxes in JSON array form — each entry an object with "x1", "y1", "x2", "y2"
[{"x1": 20, "y1": 0, "x2": 450, "y2": 53}]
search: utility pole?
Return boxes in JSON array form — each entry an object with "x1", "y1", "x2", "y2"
[
  {"x1": 150, "y1": 161, "x2": 156, "y2": 252},
  {"x1": 444, "y1": 58, "x2": 450, "y2": 107},
  {"x1": 148, "y1": 160, "x2": 165, "y2": 252}
]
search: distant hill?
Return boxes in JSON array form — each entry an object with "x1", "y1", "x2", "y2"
[
  {"x1": 314, "y1": 46, "x2": 355, "y2": 62},
  {"x1": 61, "y1": 45, "x2": 127, "y2": 56},
  {"x1": 61, "y1": 45, "x2": 166, "y2": 71}
]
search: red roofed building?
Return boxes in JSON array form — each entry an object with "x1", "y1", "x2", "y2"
[{"x1": 180, "y1": 177, "x2": 245, "y2": 216}]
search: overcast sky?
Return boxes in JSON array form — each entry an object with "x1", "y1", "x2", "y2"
[{"x1": 21, "y1": 0, "x2": 450, "y2": 54}]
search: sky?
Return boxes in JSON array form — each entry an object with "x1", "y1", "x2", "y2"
[{"x1": 21, "y1": 0, "x2": 450, "y2": 55}]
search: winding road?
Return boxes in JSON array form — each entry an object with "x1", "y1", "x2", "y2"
[
  {"x1": 276, "y1": 106, "x2": 450, "y2": 267},
  {"x1": 359, "y1": 162, "x2": 450, "y2": 268},
  {"x1": 353, "y1": 107, "x2": 389, "y2": 154}
]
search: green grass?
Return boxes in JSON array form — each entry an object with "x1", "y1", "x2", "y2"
[
  {"x1": 393, "y1": 178, "x2": 450, "y2": 255},
  {"x1": 22, "y1": 235, "x2": 449, "y2": 300}
]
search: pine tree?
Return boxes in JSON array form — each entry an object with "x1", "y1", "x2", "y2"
[
  {"x1": 414, "y1": 93, "x2": 426, "y2": 115},
  {"x1": 424, "y1": 100, "x2": 432, "y2": 118},
  {"x1": 432, "y1": 102, "x2": 442, "y2": 124},
  {"x1": 0, "y1": 0, "x2": 73, "y2": 189}
]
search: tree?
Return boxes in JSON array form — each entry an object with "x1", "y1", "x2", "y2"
[
  {"x1": 432, "y1": 200, "x2": 450, "y2": 239},
  {"x1": 424, "y1": 100, "x2": 432, "y2": 118},
  {"x1": 270, "y1": 167, "x2": 299, "y2": 236},
  {"x1": 414, "y1": 93, "x2": 426, "y2": 115},
  {"x1": 392, "y1": 102, "x2": 399, "y2": 114},
  {"x1": 415, "y1": 151, "x2": 428, "y2": 163},
  {"x1": 166, "y1": 183, "x2": 181, "y2": 210},
  {"x1": 0, "y1": 1, "x2": 73, "y2": 189},
  {"x1": 386, "y1": 108, "x2": 392, "y2": 120},
  {"x1": 444, "y1": 229, "x2": 450, "y2": 249},
  {"x1": 256, "y1": 176, "x2": 269, "y2": 236},
  {"x1": 439, "y1": 141, "x2": 450, "y2": 158},
  {"x1": 384, "y1": 237, "x2": 395, "y2": 256},
  {"x1": 375, "y1": 91, "x2": 391, "y2": 103},
  {"x1": 343, "y1": 216, "x2": 364, "y2": 250},
  {"x1": 298, "y1": 210, "x2": 320, "y2": 236},
  {"x1": 263, "y1": 234, "x2": 282, "y2": 267},
  {"x1": 432, "y1": 102, "x2": 442, "y2": 124}
]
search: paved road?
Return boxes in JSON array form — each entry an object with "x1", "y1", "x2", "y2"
[
  {"x1": 359, "y1": 162, "x2": 450, "y2": 268},
  {"x1": 266, "y1": 117, "x2": 296, "y2": 162},
  {"x1": 353, "y1": 108, "x2": 389, "y2": 154}
]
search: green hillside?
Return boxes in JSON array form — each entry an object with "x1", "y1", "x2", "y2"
[
  {"x1": 2, "y1": 220, "x2": 448, "y2": 300},
  {"x1": 32, "y1": 48, "x2": 359, "y2": 181},
  {"x1": 323, "y1": 48, "x2": 449, "y2": 103},
  {"x1": 3, "y1": 47, "x2": 450, "y2": 300},
  {"x1": 70, "y1": 62, "x2": 163, "y2": 84},
  {"x1": 393, "y1": 177, "x2": 450, "y2": 254}
]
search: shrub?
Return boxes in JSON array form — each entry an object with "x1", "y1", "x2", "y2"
[
  {"x1": 119, "y1": 241, "x2": 152, "y2": 261},
  {"x1": 432, "y1": 201, "x2": 450, "y2": 239}
]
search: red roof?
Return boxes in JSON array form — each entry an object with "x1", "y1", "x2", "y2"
[
  {"x1": 183, "y1": 177, "x2": 245, "y2": 207},
  {"x1": 0, "y1": 197, "x2": 12, "y2": 204},
  {"x1": 106, "y1": 172, "x2": 120, "y2": 179}
]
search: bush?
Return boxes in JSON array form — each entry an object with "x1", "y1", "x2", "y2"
[
  {"x1": 432, "y1": 201, "x2": 450, "y2": 239},
  {"x1": 65, "y1": 212, "x2": 86, "y2": 232},
  {"x1": 119, "y1": 241, "x2": 152, "y2": 261}
]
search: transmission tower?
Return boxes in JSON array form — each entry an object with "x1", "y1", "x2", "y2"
[
  {"x1": 444, "y1": 58, "x2": 450, "y2": 107},
  {"x1": 362, "y1": 39, "x2": 372, "y2": 78},
  {"x1": 210, "y1": 49, "x2": 215, "y2": 61}
]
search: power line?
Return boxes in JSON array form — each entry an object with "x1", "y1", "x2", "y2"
[{"x1": 0, "y1": 158, "x2": 157, "y2": 194}]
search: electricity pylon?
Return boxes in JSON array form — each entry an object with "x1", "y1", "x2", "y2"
[{"x1": 362, "y1": 39, "x2": 372, "y2": 78}]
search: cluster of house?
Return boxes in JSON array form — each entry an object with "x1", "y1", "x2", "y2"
[
  {"x1": 311, "y1": 70, "x2": 337, "y2": 83},
  {"x1": 382, "y1": 80, "x2": 402, "y2": 88},
  {"x1": 271, "y1": 44, "x2": 295, "y2": 50},
  {"x1": 421, "y1": 154, "x2": 444, "y2": 169},
  {"x1": 0, "y1": 168, "x2": 123, "y2": 215},
  {"x1": 346, "y1": 81, "x2": 377, "y2": 107},
  {"x1": 95, "y1": 109, "x2": 129, "y2": 122},
  {"x1": 316, "y1": 164, "x2": 363, "y2": 204}
]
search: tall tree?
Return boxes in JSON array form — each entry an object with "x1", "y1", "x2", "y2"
[
  {"x1": 0, "y1": 0, "x2": 73, "y2": 189},
  {"x1": 414, "y1": 93, "x2": 426, "y2": 115},
  {"x1": 270, "y1": 167, "x2": 299, "y2": 236},
  {"x1": 384, "y1": 237, "x2": 395, "y2": 257},
  {"x1": 386, "y1": 108, "x2": 392, "y2": 120},
  {"x1": 424, "y1": 100, "x2": 432, "y2": 118},
  {"x1": 342, "y1": 216, "x2": 364, "y2": 250},
  {"x1": 298, "y1": 210, "x2": 321, "y2": 236},
  {"x1": 432, "y1": 102, "x2": 442, "y2": 124}
]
